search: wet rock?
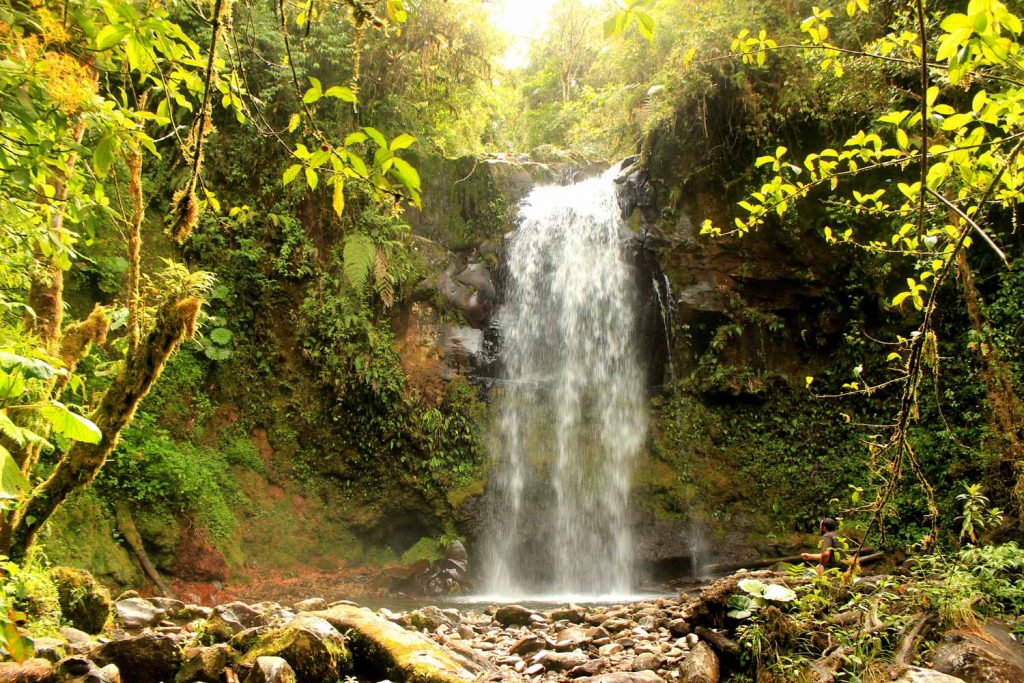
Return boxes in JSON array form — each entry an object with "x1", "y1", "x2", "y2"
[
  {"x1": 494, "y1": 605, "x2": 535, "y2": 627},
  {"x1": 313, "y1": 604, "x2": 474, "y2": 682},
  {"x1": 231, "y1": 626, "x2": 273, "y2": 652},
  {"x1": 632, "y1": 653, "x2": 663, "y2": 671},
  {"x1": 204, "y1": 602, "x2": 264, "y2": 642},
  {"x1": 555, "y1": 627, "x2": 591, "y2": 651},
  {"x1": 601, "y1": 619, "x2": 633, "y2": 633},
  {"x1": 667, "y1": 619, "x2": 691, "y2": 637},
  {"x1": 0, "y1": 658, "x2": 52, "y2": 683},
  {"x1": 91, "y1": 633, "x2": 181, "y2": 683},
  {"x1": 149, "y1": 598, "x2": 186, "y2": 614},
  {"x1": 243, "y1": 656, "x2": 296, "y2": 683},
  {"x1": 678, "y1": 641, "x2": 719, "y2": 683},
  {"x1": 237, "y1": 615, "x2": 350, "y2": 683},
  {"x1": 180, "y1": 605, "x2": 213, "y2": 621},
  {"x1": 893, "y1": 667, "x2": 967, "y2": 682},
  {"x1": 49, "y1": 568, "x2": 112, "y2": 635},
  {"x1": 532, "y1": 650, "x2": 589, "y2": 672},
  {"x1": 292, "y1": 598, "x2": 327, "y2": 612},
  {"x1": 58, "y1": 628, "x2": 91, "y2": 645},
  {"x1": 175, "y1": 644, "x2": 231, "y2": 682},
  {"x1": 577, "y1": 672, "x2": 665, "y2": 683},
  {"x1": 32, "y1": 637, "x2": 67, "y2": 663},
  {"x1": 511, "y1": 635, "x2": 550, "y2": 656},
  {"x1": 550, "y1": 606, "x2": 587, "y2": 623},
  {"x1": 569, "y1": 659, "x2": 608, "y2": 678},
  {"x1": 113, "y1": 598, "x2": 164, "y2": 630},
  {"x1": 933, "y1": 623, "x2": 1024, "y2": 683},
  {"x1": 409, "y1": 606, "x2": 458, "y2": 632}
]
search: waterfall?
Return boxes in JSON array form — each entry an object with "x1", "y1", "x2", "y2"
[{"x1": 481, "y1": 168, "x2": 648, "y2": 599}]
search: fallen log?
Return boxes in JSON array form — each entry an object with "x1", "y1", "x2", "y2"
[
  {"x1": 694, "y1": 626, "x2": 740, "y2": 657},
  {"x1": 705, "y1": 549, "x2": 876, "y2": 575}
]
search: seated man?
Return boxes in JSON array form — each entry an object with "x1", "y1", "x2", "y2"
[{"x1": 801, "y1": 517, "x2": 839, "y2": 574}]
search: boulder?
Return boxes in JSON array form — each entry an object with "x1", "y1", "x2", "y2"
[
  {"x1": 49, "y1": 568, "x2": 112, "y2": 635},
  {"x1": 243, "y1": 657, "x2": 296, "y2": 683},
  {"x1": 494, "y1": 605, "x2": 535, "y2": 627},
  {"x1": 203, "y1": 602, "x2": 264, "y2": 643},
  {"x1": 313, "y1": 604, "x2": 474, "y2": 683},
  {"x1": 632, "y1": 653, "x2": 663, "y2": 671},
  {"x1": 113, "y1": 598, "x2": 164, "y2": 630},
  {"x1": 175, "y1": 644, "x2": 231, "y2": 682},
  {"x1": 291, "y1": 598, "x2": 327, "y2": 612},
  {"x1": 408, "y1": 606, "x2": 457, "y2": 632},
  {"x1": 0, "y1": 658, "x2": 53, "y2": 683},
  {"x1": 91, "y1": 633, "x2": 181, "y2": 683},
  {"x1": 32, "y1": 637, "x2": 67, "y2": 663},
  {"x1": 933, "y1": 622, "x2": 1024, "y2": 683},
  {"x1": 236, "y1": 615, "x2": 350, "y2": 682},
  {"x1": 893, "y1": 667, "x2": 967, "y2": 682},
  {"x1": 678, "y1": 641, "x2": 719, "y2": 683}
]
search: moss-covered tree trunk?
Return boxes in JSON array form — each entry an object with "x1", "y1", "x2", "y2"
[{"x1": 4, "y1": 296, "x2": 201, "y2": 559}]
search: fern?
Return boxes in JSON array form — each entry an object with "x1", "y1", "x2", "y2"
[
  {"x1": 343, "y1": 232, "x2": 375, "y2": 293},
  {"x1": 373, "y1": 247, "x2": 395, "y2": 308}
]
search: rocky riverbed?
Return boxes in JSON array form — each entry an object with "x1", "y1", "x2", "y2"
[{"x1": 2, "y1": 569, "x2": 1022, "y2": 683}]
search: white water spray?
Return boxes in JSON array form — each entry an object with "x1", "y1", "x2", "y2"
[{"x1": 481, "y1": 169, "x2": 648, "y2": 600}]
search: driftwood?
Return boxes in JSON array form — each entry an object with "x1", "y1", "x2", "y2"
[
  {"x1": 706, "y1": 548, "x2": 877, "y2": 575},
  {"x1": 895, "y1": 612, "x2": 932, "y2": 665},
  {"x1": 114, "y1": 501, "x2": 172, "y2": 597},
  {"x1": 694, "y1": 626, "x2": 740, "y2": 657}
]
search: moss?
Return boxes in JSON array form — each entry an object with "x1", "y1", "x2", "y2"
[
  {"x1": 45, "y1": 490, "x2": 141, "y2": 587},
  {"x1": 48, "y1": 566, "x2": 112, "y2": 634},
  {"x1": 236, "y1": 618, "x2": 352, "y2": 681}
]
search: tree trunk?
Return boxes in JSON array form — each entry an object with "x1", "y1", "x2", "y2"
[{"x1": 5, "y1": 296, "x2": 201, "y2": 559}]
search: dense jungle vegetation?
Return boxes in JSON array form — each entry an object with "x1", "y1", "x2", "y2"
[{"x1": 0, "y1": 0, "x2": 1023, "y2": 675}]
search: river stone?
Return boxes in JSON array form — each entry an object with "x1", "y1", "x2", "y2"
[
  {"x1": 533, "y1": 649, "x2": 589, "y2": 672},
  {"x1": 290, "y1": 597, "x2": 326, "y2": 612},
  {"x1": 204, "y1": 602, "x2": 264, "y2": 642},
  {"x1": 175, "y1": 643, "x2": 231, "y2": 682},
  {"x1": 577, "y1": 672, "x2": 665, "y2": 683},
  {"x1": 511, "y1": 635, "x2": 550, "y2": 656},
  {"x1": 495, "y1": 605, "x2": 535, "y2": 626},
  {"x1": 149, "y1": 597, "x2": 186, "y2": 613},
  {"x1": 49, "y1": 567, "x2": 112, "y2": 635},
  {"x1": 0, "y1": 658, "x2": 52, "y2": 682},
  {"x1": 237, "y1": 614, "x2": 350, "y2": 682},
  {"x1": 632, "y1": 653, "x2": 663, "y2": 671},
  {"x1": 550, "y1": 606, "x2": 587, "y2": 623},
  {"x1": 602, "y1": 618, "x2": 633, "y2": 633},
  {"x1": 409, "y1": 606, "x2": 458, "y2": 631},
  {"x1": 114, "y1": 597, "x2": 164, "y2": 630},
  {"x1": 91, "y1": 633, "x2": 181, "y2": 683},
  {"x1": 231, "y1": 626, "x2": 274, "y2": 652},
  {"x1": 244, "y1": 656, "x2": 296, "y2": 683},
  {"x1": 892, "y1": 667, "x2": 967, "y2": 682},
  {"x1": 668, "y1": 619, "x2": 691, "y2": 637},
  {"x1": 678, "y1": 641, "x2": 719, "y2": 683},
  {"x1": 556, "y1": 627, "x2": 591, "y2": 651},
  {"x1": 31, "y1": 637, "x2": 67, "y2": 663},
  {"x1": 569, "y1": 659, "x2": 608, "y2": 678}
]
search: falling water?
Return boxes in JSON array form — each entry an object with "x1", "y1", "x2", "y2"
[{"x1": 481, "y1": 168, "x2": 648, "y2": 600}]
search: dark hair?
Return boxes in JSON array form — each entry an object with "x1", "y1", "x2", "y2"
[{"x1": 820, "y1": 517, "x2": 838, "y2": 531}]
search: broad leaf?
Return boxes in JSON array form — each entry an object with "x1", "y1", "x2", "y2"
[
  {"x1": 0, "y1": 445, "x2": 30, "y2": 499},
  {"x1": 38, "y1": 403, "x2": 102, "y2": 444}
]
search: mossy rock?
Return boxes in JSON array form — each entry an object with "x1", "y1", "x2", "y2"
[
  {"x1": 236, "y1": 615, "x2": 351, "y2": 681},
  {"x1": 314, "y1": 605, "x2": 474, "y2": 683},
  {"x1": 49, "y1": 566, "x2": 112, "y2": 634}
]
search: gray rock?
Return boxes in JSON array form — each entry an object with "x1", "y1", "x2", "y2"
[
  {"x1": 524, "y1": 663, "x2": 545, "y2": 676},
  {"x1": 244, "y1": 656, "x2": 296, "y2": 683},
  {"x1": 495, "y1": 605, "x2": 535, "y2": 627},
  {"x1": 114, "y1": 597, "x2": 165, "y2": 629},
  {"x1": 149, "y1": 597, "x2": 186, "y2": 613},
  {"x1": 32, "y1": 636, "x2": 68, "y2": 663},
  {"x1": 181, "y1": 605, "x2": 213, "y2": 620},
  {"x1": 175, "y1": 643, "x2": 230, "y2": 682},
  {"x1": 236, "y1": 614, "x2": 349, "y2": 682},
  {"x1": 90, "y1": 633, "x2": 181, "y2": 683},
  {"x1": 203, "y1": 601, "x2": 264, "y2": 642},
  {"x1": 59, "y1": 627, "x2": 92, "y2": 644},
  {"x1": 678, "y1": 641, "x2": 719, "y2": 683},
  {"x1": 55, "y1": 657, "x2": 118, "y2": 683},
  {"x1": 933, "y1": 621, "x2": 1024, "y2": 683},
  {"x1": 292, "y1": 598, "x2": 327, "y2": 612}
]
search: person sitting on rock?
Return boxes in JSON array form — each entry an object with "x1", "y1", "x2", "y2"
[{"x1": 801, "y1": 517, "x2": 839, "y2": 574}]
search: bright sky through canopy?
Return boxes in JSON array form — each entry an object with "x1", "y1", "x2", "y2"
[{"x1": 488, "y1": 0, "x2": 604, "y2": 69}]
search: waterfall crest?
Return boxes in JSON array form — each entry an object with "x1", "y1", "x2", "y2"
[{"x1": 481, "y1": 168, "x2": 647, "y2": 599}]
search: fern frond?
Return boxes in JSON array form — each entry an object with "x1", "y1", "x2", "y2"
[{"x1": 343, "y1": 233, "x2": 375, "y2": 293}]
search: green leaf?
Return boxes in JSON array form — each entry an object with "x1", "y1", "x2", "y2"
[
  {"x1": 390, "y1": 157, "x2": 421, "y2": 192},
  {"x1": 95, "y1": 24, "x2": 129, "y2": 50},
  {"x1": 0, "y1": 445, "x2": 30, "y2": 499},
  {"x1": 634, "y1": 11, "x2": 654, "y2": 42},
  {"x1": 344, "y1": 131, "x2": 368, "y2": 147},
  {"x1": 305, "y1": 167, "x2": 319, "y2": 190},
  {"x1": 38, "y1": 402, "x2": 102, "y2": 444},
  {"x1": 363, "y1": 127, "x2": 387, "y2": 149},
  {"x1": 93, "y1": 134, "x2": 116, "y2": 178},
  {"x1": 302, "y1": 77, "x2": 323, "y2": 104},
  {"x1": 283, "y1": 164, "x2": 302, "y2": 185},
  {"x1": 324, "y1": 85, "x2": 357, "y2": 102},
  {"x1": 343, "y1": 233, "x2": 375, "y2": 292},
  {"x1": 389, "y1": 134, "x2": 416, "y2": 151},
  {"x1": 208, "y1": 328, "x2": 232, "y2": 345},
  {"x1": 941, "y1": 113, "x2": 974, "y2": 131},
  {"x1": 287, "y1": 113, "x2": 301, "y2": 132},
  {"x1": 738, "y1": 578, "x2": 766, "y2": 597},
  {"x1": 762, "y1": 584, "x2": 797, "y2": 602},
  {"x1": 0, "y1": 353, "x2": 59, "y2": 380}
]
